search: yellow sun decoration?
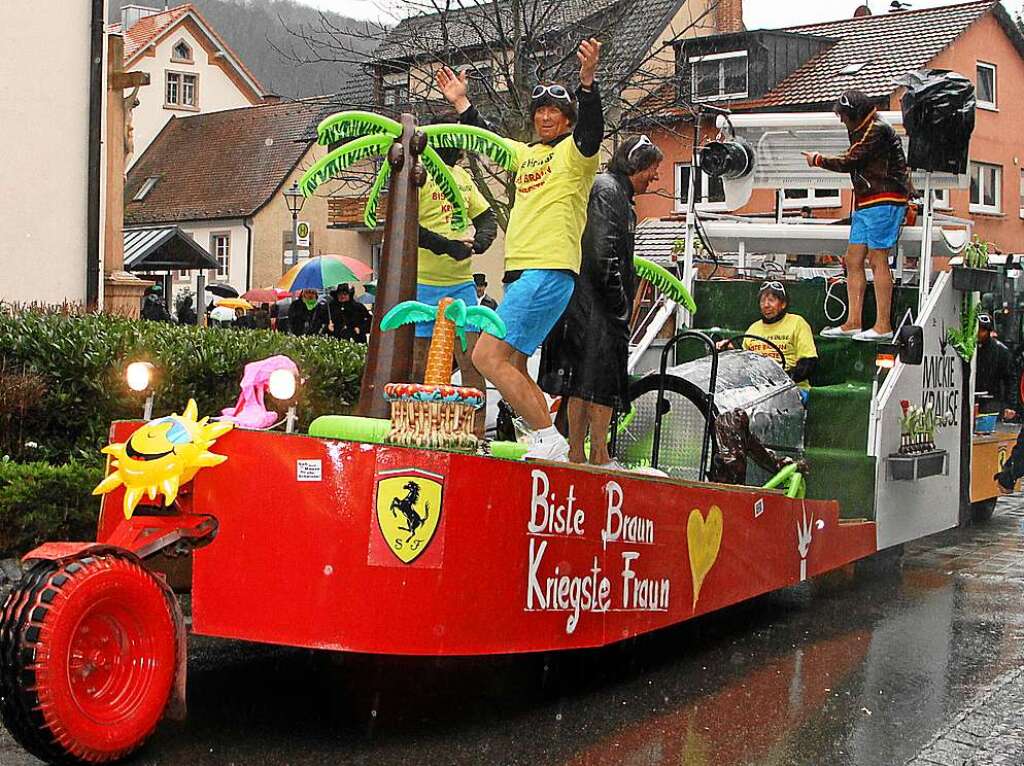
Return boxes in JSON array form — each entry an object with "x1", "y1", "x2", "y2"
[{"x1": 93, "y1": 399, "x2": 233, "y2": 519}]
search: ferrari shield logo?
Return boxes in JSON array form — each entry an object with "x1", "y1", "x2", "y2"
[{"x1": 375, "y1": 468, "x2": 444, "y2": 564}]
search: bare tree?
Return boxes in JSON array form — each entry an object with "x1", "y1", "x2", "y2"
[{"x1": 276, "y1": 0, "x2": 723, "y2": 226}]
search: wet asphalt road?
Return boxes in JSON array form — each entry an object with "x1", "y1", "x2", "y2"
[{"x1": 5, "y1": 499, "x2": 1024, "y2": 766}]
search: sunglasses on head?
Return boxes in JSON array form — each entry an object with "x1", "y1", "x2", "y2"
[
  {"x1": 627, "y1": 134, "x2": 654, "y2": 160},
  {"x1": 532, "y1": 84, "x2": 572, "y2": 102},
  {"x1": 760, "y1": 280, "x2": 786, "y2": 294}
]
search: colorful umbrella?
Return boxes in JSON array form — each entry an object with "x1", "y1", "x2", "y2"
[
  {"x1": 215, "y1": 298, "x2": 253, "y2": 310},
  {"x1": 277, "y1": 255, "x2": 374, "y2": 292},
  {"x1": 242, "y1": 287, "x2": 291, "y2": 303}
]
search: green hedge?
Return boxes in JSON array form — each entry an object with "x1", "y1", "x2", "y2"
[
  {"x1": 0, "y1": 308, "x2": 366, "y2": 463},
  {"x1": 0, "y1": 459, "x2": 103, "y2": 558}
]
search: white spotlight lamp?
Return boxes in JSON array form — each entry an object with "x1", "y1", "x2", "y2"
[
  {"x1": 126, "y1": 362, "x2": 156, "y2": 419},
  {"x1": 268, "y1": 368, "x2": 298, "y2": 433}
]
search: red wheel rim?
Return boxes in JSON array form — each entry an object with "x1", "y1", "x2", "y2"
[
  {"x1": 31, "y1": 557, "x2": 177, "y2": 762},
  {"x1": 67, "y1": 598, "x2": 159, "y2": 724}
]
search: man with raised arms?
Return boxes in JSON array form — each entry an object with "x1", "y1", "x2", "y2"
[{"x1": 436, "y1": 38, "x2": 604, "y2": 461}]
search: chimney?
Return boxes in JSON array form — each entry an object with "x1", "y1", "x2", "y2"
[
  {"x1": 121, "y1": 4, "x2": 161, "y2": 30},
  {"x1": 716, "y1": 0, "x2": 744, "y2": 34},
  {"x1": 853, "y1": 4, "x2": 872, "y2": 17}
]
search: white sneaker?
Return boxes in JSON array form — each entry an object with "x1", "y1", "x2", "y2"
[
  {"x1": 595, "y1": 460, "x2": 629, "y2": 472},
  {"x1": 631, "y1": 465, "x2": 670, "y2": 477},
  {"x1": 820, "y1": 326, "x2": 860, "y2": 337},
  {"x1": 853, "y1": 328, "x2": 894, "y2": 342},
  {"x1": 524, "y1": 428, "x2": 569, "y2": 462}
]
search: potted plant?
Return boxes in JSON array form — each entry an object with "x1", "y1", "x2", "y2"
[
  {"x1": 951, "y1": 235, "x2": 999, "y2": 292},
  {"x1": 887, "y1": 400, "x2": 947, "y2": 480}
]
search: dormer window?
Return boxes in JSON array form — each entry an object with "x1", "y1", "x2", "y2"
[
  {"x1": 691, "y1": 51, "x2": 748, "y2": 102},
  {"x1": 133, "y1": 176, "x2": 160, "y2": 202},
  {"x1": 382, "y1": 74, "x2": 409, "y2": 107},
  {"x1": 171, "y1": 40, "x2": 193, "y2": 64}
]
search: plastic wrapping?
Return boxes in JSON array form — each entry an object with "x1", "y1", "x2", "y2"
[
  {"x1": 897, "y1": 69, "x2": 975, "y2": 174},
  {"x1": 622, "y1": 350, "x2": 805, "y2": 484}
]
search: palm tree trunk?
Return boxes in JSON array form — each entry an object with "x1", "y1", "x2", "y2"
[
  {"x1": 424, "y1": 298, "x2": 455, "y2": 387},
  {"x1": 357, "y1": 114, "x2": 421, "y2": 417}
]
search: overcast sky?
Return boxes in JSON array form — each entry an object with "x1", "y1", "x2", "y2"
[{"x1": 303, "y1": 0, "x2": 1022, "y2": 27}]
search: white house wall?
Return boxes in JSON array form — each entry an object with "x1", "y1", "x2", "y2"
[
  {"x1": 130, "y1": 24, "x2": 256, "y2": 163},
  {"x1": 170, "y1": 219, "x2": 250, "y2": 306},
  {"x1": 0, "y1": 1, "x2": 101, "y2": 305}
]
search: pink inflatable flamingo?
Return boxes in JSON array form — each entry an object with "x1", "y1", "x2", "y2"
[{"x1": 220, "y1": 355, "x2": 299, "y2": 429}]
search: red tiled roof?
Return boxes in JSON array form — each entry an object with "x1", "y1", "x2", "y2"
[
  {"x1": 757, "y1": 0, "x2": 996, "y2": 107},
  {"x1": 125, "y1": 100, "x2": 322, "y2": 224},
  {"x1": 116, "y1": 3, "x2": 264, "y2": 98},
  {"x1": 633, "y1": 0, "x2": 1004, "y2": 122},
  {"x1": 118, "y1": 5, "x2": 190, "y2": 60}
]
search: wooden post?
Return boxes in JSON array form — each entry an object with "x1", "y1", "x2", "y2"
[
  {"x1": 356, "y1": 113, "x2": 424, "y2": 418},
  {"x1": 104, "y1": 33, "x2": 152, "y2": 317}
]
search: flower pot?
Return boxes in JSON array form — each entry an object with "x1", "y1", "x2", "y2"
[
  {"x1": 885, "y1": 450, "x2": 948, "y2": 481},
  {"x1": 951, "y1": 266, "x2": 999, "y2": 292}
]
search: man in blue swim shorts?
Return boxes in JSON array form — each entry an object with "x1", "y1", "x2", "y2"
[
  {"x1": 437, "y1": 38, "x2": 603, "y2": 460},
  {"x1": 803, "y1": 89, "x2": 912, "y2": 342}
]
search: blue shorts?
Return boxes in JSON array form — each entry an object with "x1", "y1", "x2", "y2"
[
  {"x1": 414, "y1": 281, "x2": 479, "y2": 338},
  {"x1": 496, "y1": 270, "x2": 575, "y2": 355},
  {"x1": 849, "y1": 204, "x2": 907, "y2": 251}
]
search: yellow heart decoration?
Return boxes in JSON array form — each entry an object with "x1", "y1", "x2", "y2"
[{"x1": 687, "y1": 505, "x2": 723, "y2": 610}]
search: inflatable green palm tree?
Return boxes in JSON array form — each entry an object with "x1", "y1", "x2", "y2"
[
  {"x1": 298, "y1": 110, "x2": 517, "y2": 418},
  {"x1": 300, "y1": 111, "x2": 517, "y2": 229},
  {"x1": 380, "y1": 297, "x2": 505, "y2": 387}
]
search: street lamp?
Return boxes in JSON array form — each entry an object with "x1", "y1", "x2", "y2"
[{"x1": 282, "y1": 181, "x2": 306, "y2": 273}]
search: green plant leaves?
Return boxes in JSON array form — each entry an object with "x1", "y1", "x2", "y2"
[
  {"x1": 947, "y1": 293, "x2": 979, "y2": 362},
  {"x1": 0, "y1": 459, "x2": 104, "y2": 557},
  {"x1": 963, "y1": 235, "x2": 990, "y2": 270},
  {"x1": 0, "y1": 309, "x2": 366, "y2": 465}
]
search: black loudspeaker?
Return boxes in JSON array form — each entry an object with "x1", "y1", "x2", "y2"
[
  {"x1": 898, "y1": 69, "x2": 975, "y2": 175},
  {"x1": 897, "y1": 325, "x2": 925, "y2": 365}
]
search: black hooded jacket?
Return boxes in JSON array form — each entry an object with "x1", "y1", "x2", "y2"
[
  {"x1": 539, "y1": 171, "x2": 636, "y2": 407},
  {"x1": 977, "y1": 336, "x2": 1018, "y2": 415},
  {"x1": 311, "y1": 295, "x2": 371, "y2": 343}
]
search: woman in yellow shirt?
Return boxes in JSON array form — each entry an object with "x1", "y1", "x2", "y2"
[{"x1": 740, "y1": 281, "x2": 818, "y2": 398}]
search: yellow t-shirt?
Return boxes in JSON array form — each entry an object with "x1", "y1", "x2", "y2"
[
  {"x1": 418, "y1": 165, "x2": 491, "y2": 286},
  {"x1": 742, "y1": 313, "x2": 818, "y2": 390},
  {"x1": 503, "y1": 135, "x2": 601, "y2": 274}
]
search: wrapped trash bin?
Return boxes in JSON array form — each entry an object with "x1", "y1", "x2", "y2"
[
  {"x1": 618, "y1": 350, "x2": 805, "y2": 484},
  {"x1": 897, "y1": 69, "x2": 975, "y2": 174}
]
